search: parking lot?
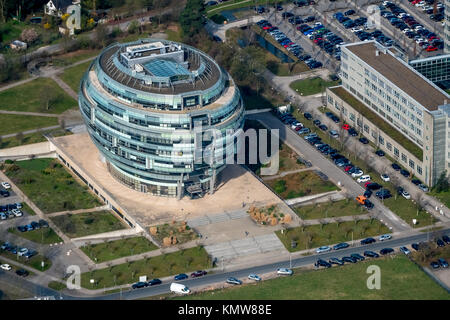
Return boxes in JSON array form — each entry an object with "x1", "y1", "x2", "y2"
[
  {"x1": 0, "y1": 183, "x2": 32, "y2": 223},
  {"x1": 253, "y1": 0, "x2": 444, "y2": 75}
]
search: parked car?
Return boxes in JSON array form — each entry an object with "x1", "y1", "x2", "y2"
[
  {"x1": 379, "y1": 234, "x2": 392, "y2": 241},
  {"x1": 277, "y1": 268, "x2": 293, "y2": 275},
  {"x1": 174, "y1": 273, "x2": 188, "y2": 281},
  {"x1": 1, "y1": 182, "x2": 11, "y2": 189},
  {"x1": 399, "y1": 246, "x2": 411, "y2": 255},
  {"x1": 15, "y1": 269, "x2": 29, "y2": 277},
  {"x1": 333, "y1": 242, "x2": 349, "y2": 250},
  {"x1": 0, "y1": 264, "x2": 12, "y2": 271},
  {"x1": 361, "y1": 237, "x2": 376, "y2": 245},
  {"x1": 190, "y1": 270, "x2": 207, "y2": 278},
  {"x1": 418, "y1": 184, "x2": 429, "y2": 192},
  {"x1": 430, "y1": 261, "x2": 440, "y2": 269},
  {"x1": 363, "y1": 250, "x2": 379, "y2": 258},
  {"x1": 329, "y1": 257, "x2": 344, "y2": 265},
  {"x1": 148, "y1": 278, "x2": 162, "y2": 286},
  {"x1": 411, "y1": 243, "x2": 420, "y2": 251},
  {"x1": 380, "y1": 248, "x2": 394, "y2": 255},
  {"x1": 224, "y1": 277, "x2": 242, "y2": 286},
  {"x1": 350, "y1": 253, "x2": 365, "y2": 261},
  {"x1": 131, "y1": 281, "x2": 148, "y2": 289},
  {"x1": 375, "y1": 150, "x2": 385, "y2": 157},
  {"x1": 359, "y1": 137, "x2": 369, "y2": 144},
  {"x1": 391, "y1": 163, "x2": 401, "y2": 171},
  {"x1": 316, "y1": 246, "x2": 331, "y2": 253},
  {"x1": 442, "y1": 235, "x2": 450, "y2": 244},
  {"x1": 38, "y1": 220, "x2": 49, "y2": 228},
  {"x1": 401, "y1": 190, "x2": 411, "y2": 199},
  {"x1": 436, "y1": 239, "x2": 445, "y2": 247},
  {"x1": 357, "y1": 175, "x2": 371, "y2": 183},
  {"x1": 248, "y1": 274, "x2": 262, "y2": 281},
  {"x1": 381, "y1": 174, "x2": 390, "y2": 182},
  {"x1": 438, "y1": 258, "x2": 449, "y2": 268},
  {"x1": 315, "y1": 259, "x2": 332, "y2": 268},
  {"x1": 342, "y1": 256, "x2": 357, "y2": 263}
]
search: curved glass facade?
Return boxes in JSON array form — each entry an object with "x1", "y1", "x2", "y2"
[{"x1": 79, "y1": 39, "x2": 244, "y2": 198}]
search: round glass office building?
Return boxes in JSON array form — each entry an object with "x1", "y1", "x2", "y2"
[{"x1": 79, "y1": 39, "x2": 244, "y2": 198}]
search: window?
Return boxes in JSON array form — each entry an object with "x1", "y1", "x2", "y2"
[
  {"x1": 394, "y1": 147, "x2": 399, "y2": 156},
  {"x1": 386, "y1": 142, "x2": 392, "y2": 151},
  {"x1": 364, "y1": 124, "x2": 369, "y2": 133},
  {"x1": 350, "y1": 113, "x2": 355, "y2": 121},
  {"x1": 379, "y1": 135, "x2": 384, "y2": 145},
  {"x1": 401, "y1": 153, "x2": 407, "y2": 163},
  {"x1": 409, "y1": 160, "x2": 415, "y2": 169},
  {"x1": 417, "y1": 166, "x2": 422, "y2": 175}
]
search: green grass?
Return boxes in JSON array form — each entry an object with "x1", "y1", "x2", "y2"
[
  {"x1": 0, "y1": 128, "x2": 71, "y2": 149},
  {"x1": 47, "y1": 281, "x2": 67, "y2": 291},
  {"x1": 4, "y1": 158, "x2": 103, "y2": 214},
  {"x1": 0, "y1": 78, "x2": 76, "y2": 114},
  {"x1": 80, "y1": 246, "x2": 211, "y2": 288},
  {"x1": 291, "y1": 109, "x2": 436, "y2": 227},
  {"x1": 0, "y1": 114, "x2": 59, "y2": 136},
  {"x1": 329, "y1": 87, "x2": 423, "y2": 160},
  {"x1": 429, "y1": 189, "x2": 450, "y2": 209},
  {"x1": 210, "y1": 14, "x2": 227, "y2": 24},
  {"x1": 174, "y1": 255, "x2": 449, "y2": 300},
  {"x1": 50, "y1": 211, "x2": 125, "y2": 238},
  {"x1": 206, "y1": 0, "x2": 289, "y2": 17},
  {"x1": 290, "y1": 77, "x2": 340, "y2": 96},
  {"x1": 294, "y1": 199, "x2": 367, "y2": 220},
  {"x1": 80, "y1": 237, "x2": 158, "y2": 263},
  {"x1": 21, "y1": 203, "x2": 36, "y2": 216},
  {"x1": 0, "y1": 250, "x2": 52, "y2": 271},
  {"x1": 51, "y1": 49, "x2": 99, "y2": 67},
  {"x1": 8, "y1": 227, "x2": 62, "y2": 244},
  {"x1": 277, "y1": 143, "x2": 305, "y2": 173},
  {"x1": 276, "y1": 219, "x2": 390, "y2": 252},
  {"x1": 266, "y1": 170, "x2": 339, "y2": 200},
  {"x1": 60, "y1": 61, "x2": 91, "y2": 92}
]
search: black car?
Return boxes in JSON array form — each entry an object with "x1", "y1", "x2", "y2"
[
  {"x1": 364, "y1": 189, "x2": 372, "y2": 198},
  {"x1": 16, "y1": 269, "x2": 29, "y2": 277},
  {"x1": 318, "y1": 124, "x2": 328, "y2": 131},
  {"x1": 131, "y1": 281, "x2": 148, "y2": 289},
  {"x1": 17, "y1": 225, "x2": 27, "y2": 232},
  {"x1": 364, "y1": 199, "x2": 374, "y2": 209},
  {"x1": 315, "y1": 259, "x2": 332, "y2": 268},
  {"x1": 344, "y1": 9, "x2": 355, "y2": 16},
  {"x1": 400, "y1": 169, "x2": 410, "y2": 178},
  {"x1": 148, "y1": 278, "x2": 162, "y2": 286},
  {"x1": 350, "y1": 253, "x2": 365, "y2": 261},
  {"x1": 348, "y1": 128, "x2": 358, "y2": 136},
  {"x1": 304, "y1": 112, "x2": 312, "y2": 120},
  {"x1": 380, "y1": 248, "x2": 394, "y2": 255},
  {"x1": 361, "y1": 237, "x2": 376, "y2": 245},
  {"x1": 366, "y1": 183, "x2": 382, "y2": 190},
  {"x1": 191, "y1": 270, "x2": 208, "y2": 277},
  {"x1": 391, "y1": 163, "x2": 401, "y2": 171},
  {"x1": 30, "y1": 221, "x2": 40, "y2": 230},
  {"x1": 430, "y1": 261, "x2": 440, "y2": 269},
  {"x1": 0, "y1": 190, "x2": 10, "y2": 197},
  {"x1": 313, "y1": 119, "x2": 321, "y2": 126},
  {"x1": 376, "y1": 189, "x2": 392, "y2": 199},
  {"x1": 363, "y1": 250, "x2": 379, "y2": 258},
  {"x1": 436, "y1": 239, "x2": 445, "y2": 247},
  {"x1": 375, "y1": 150, "x2": 385, "y2": 157},
  {"x1": 443, "y1": 235, "x2": 450, "y2": 244},
  {"x1": 411, "y1": 179, "x2": 421, "y2": 186},
  {"x1": 342, "y1": 256, "x2": 357, "y2": 263},
  {"x1": 38, "y1": 219, "x2": 49, "y2": 228},
  {"x1": 396, "y1": 186, "x2": 404, "y2": 195},
  {"x1": 411, "y1": 243, "x2": 420, "y2": 251},
  {"x1": 359, "y1": 137, "x2": 369, "y2": 144},
  {"x1": 329, "y1": 257, "x2": 344, "y2": 265}
]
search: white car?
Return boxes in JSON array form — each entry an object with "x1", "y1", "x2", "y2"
[
  {"x1": 18, "y1": 247, "x2": 28, "y2": 257},
  {"x1": 351, "y1": 169, "x2": 364, "y2": 178},
  {"x1": 1, "y1": 182, "x2": 11, "y2": 189},
  {"x1": 0, "y1": 213, "x2": 6, "y2": 220},
  {"x1": 248, "y1": 274, "x2": 261, "y2": 281},
  {"x1": 401, "y1": 190, "x2": 411, "y2": 199},
  {"x1": 379, "y1": 234, "x2": 392, "y2": 241},
  {"x1": 277, "y1": 268, "x2": 293, "y2": 275},
  {"x1": 357, "y1": 175, "x2": 371, "y2": 183},
  {"x1": 12, "y1": 209, "x2": 22, "y2": 217},
  {"x1": 351, "y1": 27, "x2": 363, "y2": 33},
  {"x1": 0, "y1": 264, "x2": 11, "y2": 271},
  {"x1": 381, "y1": 174, "x2": 390, "y2": 182},
  {"x1": 316, "y1": 246, "x2": 331, "y2": 253}
]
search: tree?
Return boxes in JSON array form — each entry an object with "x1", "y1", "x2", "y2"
[
  {"x1": 433, "y1": 170, "x2": 449, "y2": 193},
  {"x1": 127, "y1": 20, "x2": 139, "y2": 34},
  {"x1": 40, "y1": 84, "x2": 58, "y2": 111},
  {"x1": 94, "y1": 22, "x2": 109, "y2": 48},
  {"x1": 180, "y1": 0, "x2": 205, "y2": 38},
  {"x1": 20, "y1": 28, "x2": 39, "y2": 44}
]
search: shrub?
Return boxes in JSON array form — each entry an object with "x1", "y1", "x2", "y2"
[{"x1": 274, "y1": 180, "x2": 286, "y2": 194}]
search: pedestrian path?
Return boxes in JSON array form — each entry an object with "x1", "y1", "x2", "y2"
[{"x1": 187, "y1": 210, "x2": 249, "y2": 228}]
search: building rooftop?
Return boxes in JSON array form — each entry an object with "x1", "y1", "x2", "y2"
[{"x1": 345, "y1": 42, "x2": 449, "y2": 111}]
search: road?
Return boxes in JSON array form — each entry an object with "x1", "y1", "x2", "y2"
[
  {"x1": 248, "y1": 111, "x2": 412, "y2": 232},
  {"x1": 8, "y1": 226, "x2": 445, "y2": 300}
]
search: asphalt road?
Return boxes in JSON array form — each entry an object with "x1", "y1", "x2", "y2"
[
  {"x1": 247, "y1": 112, "x2": 412, "y2": 232},
  {"x1": 60, "y1": 226, "x2": 449, "y2": 300}
]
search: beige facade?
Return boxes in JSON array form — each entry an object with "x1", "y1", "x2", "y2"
[
  {"x1": 446, "y1": 0, "x2": 450, "y2": 54},
  {"x1": 332, "y1": 41, "x2": 450, "y2": 186}
]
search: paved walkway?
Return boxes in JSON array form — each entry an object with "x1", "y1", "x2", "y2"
[
  {"x1": 46, "y1": 205, "x2": 110, "y2": 217},
  {"x1": 0, "y1": 125, "x2": 61, "y2": 139},
  {"x1": 49, "y1": 75, "x2": 78, "y2": 100},
  {"x1": 285, "y1": 190, "x2": 344, "y2": 206},
  {"x1": 261, "y1": 167, "x2": 316, "y2": 181},
  {"x1": 0, "y1": 110, "x2": 59, "y2": 117}
]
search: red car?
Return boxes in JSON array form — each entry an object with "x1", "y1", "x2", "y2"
[
  {"x1": 191, "y1": 270, "x2": 207, "y2": 278},
  {"x1": 295, "y1": 125, "x2": 304, "y2": 131},
  {"x1": 342, "y1": 124, "x2": 350, "y2": 130},
  {"x1": 426, "y1": 46, "x2": 437, "y2": 52},
  {"x1": 344, "y1": 165, "x2": 353, "y2": 172},
  {"x1": 364, "y1": 181, "x2": 373, "y2": 188}
]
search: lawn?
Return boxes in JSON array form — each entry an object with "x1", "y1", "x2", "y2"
[
  {"x1": 0, "y1": 128, "x2": 71, "y2": 149},
  {"x1": 429, "y1": 189, "x2": 450, "y2": 210},
  {"x1": 4, "y1": 158, "x2": 103, "y2": 213},
  {"x1": 266, "y1": 170, "x2": 338, "y2": 200},
  {"x1": 294, "y1": 199, "x2": 366, "y2": 220},
  {"x1": 207, "y1": 0, "x2": 289, "y2": 17},
  {"x1": 8, "y1": 227, "x2": 62, "y2": 245},
  {"x1": 290, "y1": 77, "x2": 340, "y2": 96},
  {"x1": 47, "y1": 281, "x2": 67, "y2": 291},
  {"x1": 0, "y1": 114, "x2": 59, "y2": 136},
  {"x1": 50, "y1": 211, "x2": 125, "y2": 238},
  {"x1": 0, "y1": 249, "x2": 52, "y2": 271},
  {"x1": 80, "y1": 246, "x2": 211, "y2": 288},
  {"x1": 329, "y1": 87, "x2": 423, "y2": 160},
  {"x1": 174, "y1": 255, "x2": 449, "y2": 300},
  {"x1": 265, "y1": 51, "x2": 309, "y2": 76},
  {"x1": 60, "y1": 61, "x2": 91, "y2": 92},
  {"x1": 80, "y1": 236, "x2": 158, "y2": 263},
  {"x1": 277, "y1": 143, "x2": 306, "y2": 173},
  {"x1": 51, "y1": 49, "x2": 99, "y2": 67},
  {"x1": 21, "y1": 203, "x2": 36, "y2": 216},
  {"x1": 276, "y1": 219, "x2": 390, "y2": 252},
  {"x1": 291, "y1": 109, "x2": 436, "y2": 227},
  {"x1": 0, "y1": 78, "x2": 76, "y2": 114}
]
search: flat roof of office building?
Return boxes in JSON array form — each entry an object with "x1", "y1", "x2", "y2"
[{"x1": 344, "y1": 41, "x2": 449, "y2": 111}]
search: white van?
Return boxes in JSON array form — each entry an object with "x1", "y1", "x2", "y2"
[{"x1": 170, "y1": 282, "x2": 190, "y2": 294}]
